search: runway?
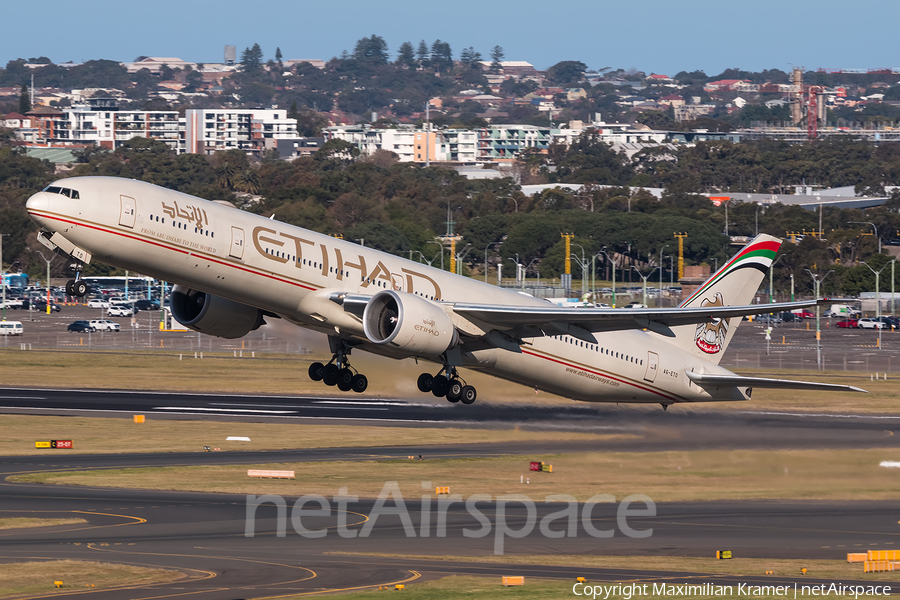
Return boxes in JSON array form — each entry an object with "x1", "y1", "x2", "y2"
[
  {"x1": 2, "y1": 386, "x2": 900, "y2": 454},
  {"x1": 2, "y1": 389, "x2": 900, "y2": 598},
  {"x1": 2, "y1": 451, "x2": 899, "y2": 600}
]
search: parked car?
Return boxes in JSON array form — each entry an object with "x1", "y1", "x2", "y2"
[
  {"x1": 875, "y1": 316, "x2": 899, "y2": 329},
  {"x1": 32, "y1": 300, "x2": 61, "y2": 312},
  {"x1": 792, "y1": 310, "x2": 816, "y2": 320},
  {"x1": 67, "y1": 321, "x2": 94, "y2": 333},
  {"x1": 780, "y1": 312, "x2": 799, "y2": 322},
  {"x1": 0, "y1": 321, "x2": 23, "y2": 336},
  {"x1": 835, "y1": 319, "x2": 859, "y2": 328},
  {"x1": 87, "y1": 298, "x2": 110, "y2": 309},
  {"x1": 134, "y1": 299, "x2": 160, "y2": 311},
  {"x1": 857, "y1": 318, "x2": 886, "y2": 330},
  {"x1": 755, "y1": 313, "x2": 782, "y2": 324},
  {"x1": 88, "y1": 319, "x2": 120, "y2": 332},
  {"x1": 107, "y1": 306, "x2": 134, "y2": 317}
]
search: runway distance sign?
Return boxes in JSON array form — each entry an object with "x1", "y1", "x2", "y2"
[{"x1": 34, "y1": 440, "x2": 73, "y2": 449}]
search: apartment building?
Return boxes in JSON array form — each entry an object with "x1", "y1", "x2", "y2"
[
  {"x1": 19, "y1": 103, "x2": 179, "y2": 151},
  {"x1": 183, "y1": 108, "x2": 298, "y2": 155},
  {"x1": 323, "y1": 125, "x2": 479, "y2": 164}
]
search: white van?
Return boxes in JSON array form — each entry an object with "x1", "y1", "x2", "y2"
[{"x1": 0, "y1": 321, "x2": 24, "y2": 336}]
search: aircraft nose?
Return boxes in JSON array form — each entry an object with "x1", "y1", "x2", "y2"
[{"x1": 26, "y1": 191, "x2": 48, "y2": 215}]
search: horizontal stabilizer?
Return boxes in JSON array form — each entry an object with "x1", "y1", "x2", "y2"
[{"x1": 685, "y1": 371, "x2": 867, "y2": 393}]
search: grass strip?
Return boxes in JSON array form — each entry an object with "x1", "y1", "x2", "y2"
[
  {"x1": 0, "y1": 517, "x2": 87, "y2": 530},
  {"x1": 0, "y1": 559, "x2": 184, "y2": 598},
  {"x1": 10, "y1": 448, "x2": 900, "y2": 502},
  {"x1": 0, "y1": 414, "x2": 628, "y2": 456}
]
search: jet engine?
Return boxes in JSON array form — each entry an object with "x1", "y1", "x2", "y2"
[
  {"x1": 170, "y1": 285, "x2": 265, "y2": 339},
  {"x1": 363, "y1": 290, "x2": 458, "y2": 358}
]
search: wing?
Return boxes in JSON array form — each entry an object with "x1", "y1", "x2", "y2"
[
  {"x1": 450, "y1": 299, "x2": 821, "y2": 340},
  {"x1": 685, "y1": 371, "x2": 867, "y2": 393}
]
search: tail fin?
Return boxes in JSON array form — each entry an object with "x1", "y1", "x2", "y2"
[{"x1": 667, "y1": 234, "x2": 782, "y2": 365}]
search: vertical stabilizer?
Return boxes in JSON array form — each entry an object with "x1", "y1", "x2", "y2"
[{"x1": 665, "y1": 234, "x2": 781, "y2": 365}]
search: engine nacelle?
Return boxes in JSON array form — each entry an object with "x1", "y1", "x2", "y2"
[
  {"x1": 170, "y1": 285, "x2": 264, "y2": 339},
  {"x1": 363, "y1": 290, "x2": 458, "y2": 358}
]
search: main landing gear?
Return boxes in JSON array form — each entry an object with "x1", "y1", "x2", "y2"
[
  {"x1": 64, "y1": 262, "x2": 89, "y2": 298},
  {"x1": 307, "y1": 337, "x2": 368, "y2": 393},
  {"x1": 416, "y1": 367, "x2": 477, "y2": 405}
]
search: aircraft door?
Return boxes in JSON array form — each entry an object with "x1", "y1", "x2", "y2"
[
  {"x1": 119, "y1": 195, "x2": 136, "y2": 228},
  {"x1": 644, "y1": 351, "x2": 659, "y2": 382},
  {"x1": 229, "y1": 227, "x2": 245, "y2": 259}
]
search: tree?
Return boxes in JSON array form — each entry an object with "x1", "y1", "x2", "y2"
[
  {"x1": 396, "y1": 41, "x2": 416, "y2": 69},
  {"x1": 546, "y1": 60, "x2": 588, "y2": 86},
  {"x1": 275, "y1": 47, "x2": 283, "y2": 66},
  {"x1": 490, "y1": 45, "x2": 504, "y2": 73},
  {"x1": 240, "y1": 43, "x2": 263, "y2": 73},
  {"x1": 352, "y1": 35, "x2": 389, "y2": 65},
  {"x1": 430, "y1": 40, "x2": 453, "y2": 73},
  {"x1": 233, "y1": 168, "x2": 260, "y2": 194},
  {"x1": 460, "y1": 47, "x2": 482, "y2": 69},
  {"x1": 416, "y1": 40, "x2": 430, "y2": 68},
  {"x1": 18, "y1": 83, "x2": 29, "y2": 113}
]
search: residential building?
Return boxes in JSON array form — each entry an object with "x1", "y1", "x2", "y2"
[{"x1": 183, "y1": 108, "x2": 297, "y2": 155}]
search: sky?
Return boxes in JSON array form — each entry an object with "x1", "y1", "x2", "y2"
[{"x1": 2, "y1": 0, "x2": 899, "y2": 76}]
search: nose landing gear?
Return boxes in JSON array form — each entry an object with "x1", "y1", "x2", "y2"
[
  {"x1": 307, "y1": 337, "x2": 368, "y2": 394},
  {"x1": 417, "y1": 367, "x2": 476, "y2": 405},
  {"x1": 64, "y1": 263, "x2": 89, "y2": 298}
]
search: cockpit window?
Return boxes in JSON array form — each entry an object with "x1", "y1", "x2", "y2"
[{"x1": 41, "y1": 185, "x2": 79, "y2": 199}]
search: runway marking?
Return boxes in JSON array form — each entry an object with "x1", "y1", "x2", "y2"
[
  {"x1": 0, "y1": 395, "x2": 46, "y2": 399},
  {"x1": 742, "y1": 410, "x2": 900, "y2": 420},
  {"x1": 311, "y1": 400, "x2": 415, "y2": 406},
  {"x1": 251, "y1": 569, "x2": 421, "y2": 599},
  {"x1": 153, "y1": 406, "x2": 296, "y2": 414}
]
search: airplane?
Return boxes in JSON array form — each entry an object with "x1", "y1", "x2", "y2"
[{"x1": 25, "y1": 176, "x2": 865, "y2": 407}]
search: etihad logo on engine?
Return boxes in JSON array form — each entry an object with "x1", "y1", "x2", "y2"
[
  {"x1": 415, "y1": 318, "x2": 440, "y2": 336},
  {"x1": 250, "y1": 226, "x2": 442, "y2": 300},
  {"x1": 694, "y1": 293, "x2": 728, "y2": 354}
]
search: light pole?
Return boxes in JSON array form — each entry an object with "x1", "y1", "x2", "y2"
[
  {"x1": 850, "y1": 221, "x2": 880, "y2": 254},
  {"x1": 0, "y1": 233, "x2": 8, "y2": 322},
  {"x1": 426, "y1": 240, "x2": 444, "y2": 271},
  {"x1": 769, "y1": 254, "x2": 784, "y2": 304},
  {"x1": 658, "y1": 244, "x2": 667, "y2": 307},
  {"x1": 483, "y1": 241, "x2": 502, "y2": 284},
  {"x1": 508, "y1": 256, "x2": 521, "y2": 287},
  {"x1": 633, "y1": 265, "x2": 658, "y2": 307},
  {"x1": 597, "y1": 247, "x2": 616, "y2": 307},
  {"x1": 410, "y1": 250, "x2": 433, "y2": 266},
  {"x1": 33, "y1": 250, "x2": 55, "y2": 314},
  {"x1": 571, "y1": 244, "x2": 588, "y2": 300},
  {"x1": 524, "y1": 258, "x2": 539, "y2": 291},
  {"x1": 861, "y1": 260, "x2": 890, "y2": 350},
  {"x1": 456, "y1": 243, "x2": 473, "y2": 275},
  {"x1": 806, "y1": 268, "x2": 834, "y2": 370}
]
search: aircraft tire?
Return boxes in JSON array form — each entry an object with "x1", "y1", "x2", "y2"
[
  {"x1": 446, "y1": 380, "x2": 463, "y2": 402},
  {"x1": 416, "y1": 373, "x2": 433, "y2": 393},
  {"x1": 73, "y1": 281, "x2": 89, "y2": 297},
  {"x1": 65, "y1": 280, "x2": 75, "y2": 296},
  {"x1": 308, "y1": 362, "x2": 325, "y2": 381},
  {"x1": 461, "y1": 386, "x2": 477, "y2": 405},
  {"x1": 337, "y1": 368, "x2": 354, "y2": 389},
  {"x1": 351, "y1": 374, "x2": 368, "y2": 393},
  {"x1": 323, "y1": 364, "x2": 340, "y2": 386},
  {"x1": 431, "y1": 376, "x2": 450, "y2": 397}
]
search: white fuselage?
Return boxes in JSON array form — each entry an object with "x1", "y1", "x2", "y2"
[{"x1": 26, "y1": 177, "x2": 744, "y2": 405}]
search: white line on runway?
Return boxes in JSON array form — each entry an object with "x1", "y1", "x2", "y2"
[
  {"x1": 0, "y1": 396, "x2": 46, "y2": 400},
  {"x1": 311, "y1": 400, "x2": 413, "y2": 406},
  {"x1": 744, "y1": 411, "x2": 900, "y2": 420},
  {"x1": 153, "y1": 407, "x2": 296, "y2": 414}
]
